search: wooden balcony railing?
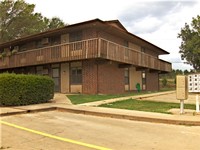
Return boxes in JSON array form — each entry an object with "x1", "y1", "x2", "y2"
[
  {"x1": 0, "y1": 38, "x2": 171, "y2": 72},
  {"x1": 99, "y1": 39, "x2": 172, "y2": 72}
]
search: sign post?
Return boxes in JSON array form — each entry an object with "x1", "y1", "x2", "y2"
[
  {"x1": 180, "y1": 100, "x2": 184, "y2": 114},
  {"x1": 176, "y1": 75, "x2": 188, "y2": 114},
  {"x1": 196, "y1": 94, "x2": 199, "y2": 112},
  {"x1": 188, "y1": 74, "x2": 200, "y2": 113}
]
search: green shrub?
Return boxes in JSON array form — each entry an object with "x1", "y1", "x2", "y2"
[
  {"x1": 0, "y1": 73, "x2": 54, "y2": 106},
  {"x1": 162, "y1": 78, "x2": 167, "y2": 87}
]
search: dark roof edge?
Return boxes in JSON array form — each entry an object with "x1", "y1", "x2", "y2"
[
  {"x1": 159, "y1": 58, "x2": 171, "y2": 64},
  {"x1": 104, "y1": 20, "x2": 128, "y2": 32}
]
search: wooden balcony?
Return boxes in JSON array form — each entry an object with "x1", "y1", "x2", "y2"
[
  {"x1": 0, "y1": 38, "x2": 171, "y2": 72},
  {"x1": 99, "y1": 39, "x2": 172, "y2": 72}
]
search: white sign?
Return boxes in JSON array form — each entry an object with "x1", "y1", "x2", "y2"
[{"x1": 188, "y1": 74, "x2": 200, "y2": 93}]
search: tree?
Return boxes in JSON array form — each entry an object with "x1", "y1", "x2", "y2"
[
  {"x1": 0, "y1": 0, "x2": 65, "y2": 43},
  {"x1": 176, "y1": 69, "x2": 183, "y2": 75},
  {"x1": 178, "y1": 15, "x2": 200, "y2": 71},
  {"x1": 161, "y1": 78, "x2": 167, "y2": 87},
  {"x1": 184, "y1": 70, "x2": 189, "y2": 75},
  {"x1": 48, "y1": 17, "x2": 65, "y2": 29}
]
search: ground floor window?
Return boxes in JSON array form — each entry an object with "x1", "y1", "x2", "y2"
[
  {"x1": 36, "y1": 66, "x2": 43, "y2": 75},
  {"x1": 36, "y1": 65, "x2": 49, "y2": 76},
  {"x1": 124, "y1": 68, "x2": 129, "y2": 85},
  {"x1": 52, "y1": 64, "x2": 60, "y2": 92},
  {"x1": 70, "y1": 67, "x2": 82, "y2": 84}
]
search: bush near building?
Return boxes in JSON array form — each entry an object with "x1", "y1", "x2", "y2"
[
  {"x1": 0, "y1": 73, "x2": 54, "y2": 106},
  {"x1": 161, "y1": 78, "x2": 168, "y2": 87}
]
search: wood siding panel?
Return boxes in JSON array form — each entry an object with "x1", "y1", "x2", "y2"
[
  {"x1": 128, "y1": 42, "x2": 141, "y2": 52},
  {"x1": 99, "y1": 31, "x2": 125, "y2": 45}
]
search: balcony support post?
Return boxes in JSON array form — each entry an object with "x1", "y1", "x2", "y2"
[
  {"x1": 98, "y1": 38, "x2": 101, "y2": 58},
  {"x1": 86, "y1": 40, "x2": 88, "y2": 59}
]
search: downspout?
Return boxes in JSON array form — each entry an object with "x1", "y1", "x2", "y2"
[
  {"x1": 158, "y1": 72, "x2": 160, "y2": 91},
  {"x1": 97, "y1": 63, "x2": 99, "y2": 94},
  {"x1": 97, "y1": 30, "x2": 100, "y2": 94}
]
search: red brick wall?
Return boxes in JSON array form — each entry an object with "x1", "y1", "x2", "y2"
[
  {"x1": 82, "y1": 60, "x2": 125, "y2": 94},
  {"x1": 98, "y1": 62, "x2": 124, "y2": 94},
  {"x1": 82, "y1": 60, "x2": 98, "y2": 94},
  {"x1": 146, "y1": 72, "x2": 159, "y2": 91}
]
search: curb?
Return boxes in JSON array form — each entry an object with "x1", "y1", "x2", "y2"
[
  {"x1": 1, "y1": 106, "x2": 200, "y2": 126},
  {"x1": 0, "y1": 110, "x2": 27, "y2": 117},
  {"x1": 56, "y1": 107, "x2": 200, "y2": 126},
  {"x1": 0, "y1": 107, "x2": 56, "y2": 117}
]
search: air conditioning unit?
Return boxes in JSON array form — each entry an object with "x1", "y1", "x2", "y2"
[
  {"x1": 12, "y1": 46, "x2": 19, "y2": 54},
  {"x1": 42, "y1": 38, "x2": 49, "y2": 44},
  {"x1": 14, "y1": 46, "x2": 19, "y2": 51}
]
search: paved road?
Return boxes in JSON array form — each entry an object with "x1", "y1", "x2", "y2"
[{"x1": 1, "y1": 111, "x2": 200, "y2": 150}]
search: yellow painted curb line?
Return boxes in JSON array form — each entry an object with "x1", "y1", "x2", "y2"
[{"x1": 0, "y1": 120, "x2": 111, "y2": 150}]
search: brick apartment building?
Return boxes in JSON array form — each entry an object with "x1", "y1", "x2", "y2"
[{"x1": 0, "y1": 19, "x2": 171, "y2": 94}]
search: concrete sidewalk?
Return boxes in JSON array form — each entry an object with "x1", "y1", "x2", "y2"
[{"x1": 50, "y1": 93, "x2": 72, "y2": 104}]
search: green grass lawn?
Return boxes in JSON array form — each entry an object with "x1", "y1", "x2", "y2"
[
  {"x1": 100, "y1": 99, "x2": 195, "y2": 114},
  {"x1": 160, "y1": 87, "x2": 175, "y2": 92},
  {"x1": 67, "y1": 91, "x2": 166, "y2": 104},
  {"x1": 67, "y1": 94, "x2": 126, "y2": 104}
]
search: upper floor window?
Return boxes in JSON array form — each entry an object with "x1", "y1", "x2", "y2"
[
  {"x1": 19, "y1": 44, "x2": 27, "y2": 52},
  {"x1": 141, "y1": 47, "x2": 145, "y2": 53},
  {"x1": 51, "y1": 36, "x2": 60, "y2": 45},
  {"x1": 36, "y1": 40, "x2": 42, "y2": 48},
  {"x1": 124, "y1": 40, "x2": 128, "y2": 47},
  {"x1": 124, "y1": 41, "x2": 129, "y2": 57},
  {"x1": 69, "y1": 31, "x2": 83, "y2": 50},
  {"x1": 69, "y1": 31, "x2": 82, "y2": 42}
]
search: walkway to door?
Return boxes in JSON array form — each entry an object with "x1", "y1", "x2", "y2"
[{"x1": 51, "y1": 93, "x2": 72, "y2": 104}]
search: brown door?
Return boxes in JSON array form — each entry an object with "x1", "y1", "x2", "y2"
[{"x1": 52, "y1": 66, "x2": 60, "y2": 92}]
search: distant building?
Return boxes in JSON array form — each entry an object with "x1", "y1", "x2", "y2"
[{"x1": 0, "y1": 19, "x2": 171, "y2": 94}]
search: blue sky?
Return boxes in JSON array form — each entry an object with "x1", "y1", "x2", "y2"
[{"x1": 26, "y1": 0, "x2": 200, "y2": 70}]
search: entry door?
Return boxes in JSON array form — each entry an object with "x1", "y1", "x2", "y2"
[{"x1": 52, "y1": 67, "x2": 60, "y2": 92}]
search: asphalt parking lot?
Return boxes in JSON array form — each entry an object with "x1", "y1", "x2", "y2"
[{"x1": 1, "y1": 110, "x2": 200, "y2": 150}]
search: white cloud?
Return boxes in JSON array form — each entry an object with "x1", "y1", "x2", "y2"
[
  {"x1": 26, "y1": 0, "x2": 133, "y2": 23},
  {"x1": 126, "y1": 16, "x2": 162, "y2": 34}
]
